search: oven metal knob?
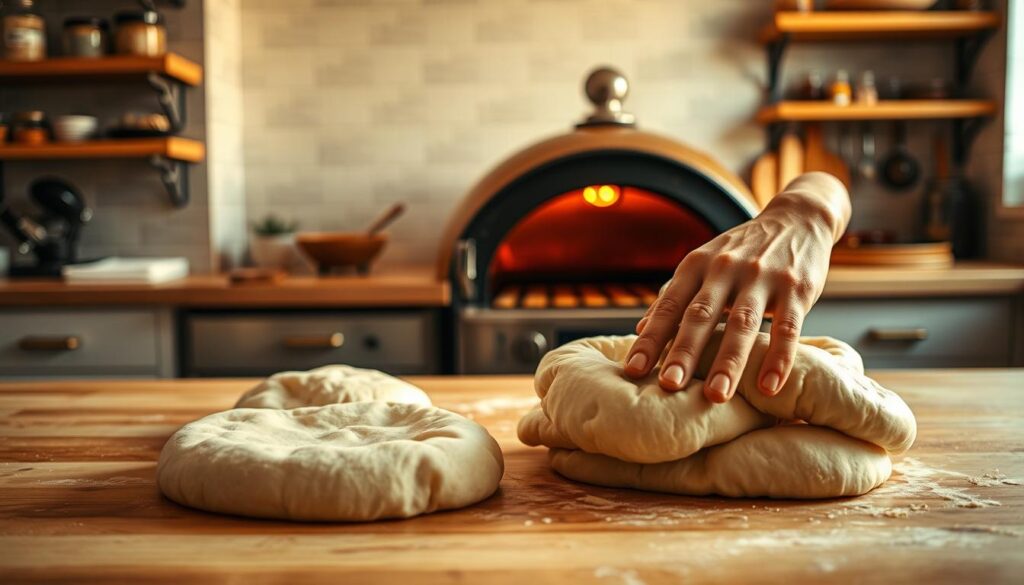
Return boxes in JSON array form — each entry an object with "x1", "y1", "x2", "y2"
[{"x1": 514, "y1": 332, "x2": 548, "y2": 363}]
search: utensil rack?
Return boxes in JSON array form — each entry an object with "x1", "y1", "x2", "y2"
[
  {"x1": 0, "y1": 54, "x2": 204, "y2": 207},
  {"x1": 759, "y1": 10, "x2": 1000, "y2": 169}
]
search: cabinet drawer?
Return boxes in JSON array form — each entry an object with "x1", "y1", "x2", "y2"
[
  {"x1": 0, "y1": 309, "x2": 169, "y2": 377},
  {"x1": 803, "y1": 298, "x2": 1013, "y2": 368},
  {"x1": 186, "y1": 311, "x2": 438, "y2": 376}
]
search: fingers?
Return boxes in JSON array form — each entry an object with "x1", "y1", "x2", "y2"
[
  {"x1": 624, "y1": 277, "x2": 699, "y2": 378},
  {"x1": 657, "y1": 283, "x2": 728, "y2": 392},
  {"x1": 757, "y1": 296, "x2": 805, "y2": 396},
  {"x1": 702, "y1": 294, "x2": 767, "y2": 403}
]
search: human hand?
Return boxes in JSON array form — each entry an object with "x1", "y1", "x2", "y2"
[{"x1": 623, "y1": 172, "x2": 851, "y2": 403}]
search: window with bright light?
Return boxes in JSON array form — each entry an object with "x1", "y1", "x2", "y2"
[{"x1": 1004, "y1": 0, "x2": 1024, "y2": 208}]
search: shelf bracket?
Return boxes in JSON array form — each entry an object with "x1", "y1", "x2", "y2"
[
  {"x1": 149, "y1": 155, "x2": 189, "y2": 208},
  {"x1": 767, "y1": 121, "x2": 787, "y2": 151},
  {"x1": 766, "y1": 34, "x2": 789, "y2": 104},
  {"x1": 951, "y1": 117, "x2": 987, "y2": 170},
  {"x1": 954, "y1": 30, "x2": 993, "y2": 93},
  {"x1": 147, "y1": 72, "x2": 186, "y2": 133}
]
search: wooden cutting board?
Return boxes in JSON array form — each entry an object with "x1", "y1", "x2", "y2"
[
  {"x1": 831, "y1": 242, "x2": 954, "y2": 268},
  {"x1": 751, "y1": 150, "x2": 778, "y2": 208},
  {"x1": 1, "y1": 374, "x2": 1022, "y2": 583},
  {"x1": 805, "y1": 123, "x2": 852, "y2": 189}
]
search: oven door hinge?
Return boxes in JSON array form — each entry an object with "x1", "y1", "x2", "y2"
[{"x1": 456, "y1": 239, "x2": 477, "y2": 301}]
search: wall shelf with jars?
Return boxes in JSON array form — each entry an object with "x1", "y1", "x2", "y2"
[{"x1": 0, "y1": 0, "x2": 202, "y2": 208}]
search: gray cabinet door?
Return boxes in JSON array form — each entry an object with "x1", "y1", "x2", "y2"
[
  {"x1": 803, "y1": 298, "x2": 1013, "y2": 368},
  {"x1": 185, "y1": 311, "x2": 439, "y2": 376},
  {"x1": 0, "y1": 308, "x2": 175, "y2": 378}
]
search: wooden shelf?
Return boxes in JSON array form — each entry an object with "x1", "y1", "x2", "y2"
[
  {"x1": 0, "y1": 53, "x2": 202, "y2": 86},
  {"x1": 761, "y1": 11, "x2": 1000, "y2": 43},
  {"x1": 0, "y1": 138, "x2": 205, "y2": 163},
  {"x1": 757, "y1": 99, "x2": 996, "y2": 123}
]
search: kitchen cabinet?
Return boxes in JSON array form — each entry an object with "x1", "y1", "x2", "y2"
[
  {"x1": 0, "y1": 308, "x2": 175, "y2": 378},
  {"x1": 804, "y1": 297, "x2": 1015, "y2": 368},
  {"x1": 182, "y1": 310, "x2": 439, "y2": 377}
]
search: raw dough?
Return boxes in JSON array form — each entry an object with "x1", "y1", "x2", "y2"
[
  {"x1": 235, "y1": 365, "x2": 430, "y2": 409},
  {"x1": 518, "y1": 330, "x2": 916, "y2": 499},
  {"x1": 158, "y1": 401, "x2": 504, "y2": 521}
]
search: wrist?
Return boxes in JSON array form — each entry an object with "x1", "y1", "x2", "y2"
[{"x1": 762, "y1": 173, "x2": 849, "y2": 242}]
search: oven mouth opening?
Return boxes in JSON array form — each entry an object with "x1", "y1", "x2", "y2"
[{"x1": 487, "y1": 185, "x2": 715, "y2": 309}]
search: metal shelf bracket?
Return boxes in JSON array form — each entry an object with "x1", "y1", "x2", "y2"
[
  {"x1": 149, "y1": 155, "x2": 190, "y2": 207},
  {"x1": 951, "y1": 116, "x2": 987, "y2": 169},
  {"x1": 146, "y1": 72, "x2": 186, "y2": 133},
  {"x1": 766, "y1": 34, "x2": 790, "y2": 104},
  {"x1": 955, "y1": 30, "x2": 994, "y2": 92}
]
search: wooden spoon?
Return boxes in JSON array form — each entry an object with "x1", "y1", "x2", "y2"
[
  {"x1": 751, "y1": 151, "x2": 778, "y2": 209},
  {"x1": 366, "y1": 203, "x2": 406, "y2": 236}
]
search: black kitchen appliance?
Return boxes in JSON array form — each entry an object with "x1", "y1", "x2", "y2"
[{"x1": 0, "y1": 178, "x2": 93, "y2": 277}]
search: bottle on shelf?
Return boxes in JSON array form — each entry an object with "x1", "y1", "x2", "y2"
[
  {"x1": 856, "y1": 71, "x2": 879, "y2": 106},
  {"x1": 830, "y1": 70, "x2": 852, "y2": 106}
]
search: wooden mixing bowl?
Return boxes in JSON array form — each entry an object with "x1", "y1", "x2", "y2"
[{"x1": 296, "y1": 232, "x2": 387, "y2": 276}]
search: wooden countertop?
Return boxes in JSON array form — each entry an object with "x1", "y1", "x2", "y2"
[
  {"x1": 1, "y1": 371, "x2": 1021, "y2": 583},
  {"x1": 0, "y1": 262, "x2": 1020, "y2": 308},
  {"x1": 0, "y1": 267, "x2": 450, "y2": 308}
]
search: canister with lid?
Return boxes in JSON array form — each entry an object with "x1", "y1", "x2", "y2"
[
  {"x1": 114, "y1": 10, "x2": 166, "y2": 57},
  {"x1": 63, "y1": 17, "x2": 109, "y2": 58}
]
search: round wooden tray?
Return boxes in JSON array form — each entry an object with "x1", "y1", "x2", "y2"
[{"x1": 830, "y1": 241, "x2": 954, "y2": 268}]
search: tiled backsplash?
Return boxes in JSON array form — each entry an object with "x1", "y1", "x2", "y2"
[{"x1": 240, "y1": 0, "x2": 1016, "y2": 267}]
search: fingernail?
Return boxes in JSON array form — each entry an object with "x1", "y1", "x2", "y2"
[
  {"x1": 662, "y1": 364, "x2": 684, "y2": 388},
  {"x1": 708, "y1": 373, "x2": 731, "y2": 400},
  {"x1": 626, "y1": 353, "x2": 647, "y2": 372},
  {"x1": 762, "y1": 372, "x2": 780, "y2": 394}
]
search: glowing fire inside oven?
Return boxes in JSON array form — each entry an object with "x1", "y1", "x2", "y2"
[{"x1": 582, "y1": 184, "x2": 621, "y2": 207}]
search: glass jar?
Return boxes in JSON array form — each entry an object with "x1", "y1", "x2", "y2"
[
  {"x1": 114, "y1": 10, "x2": 166, "y2": 57},
  {"x1": 11, "y1": 111, "x2": 50, "y2": 146},
  {"x1": 63, "y1": 17, "x2": 109, "y2": 58},
  {"x1": 2, "y1": 0, "x2": 47, "y2": 62}
]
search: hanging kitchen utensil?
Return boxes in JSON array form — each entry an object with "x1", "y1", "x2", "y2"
[
  {"x1": 879, "y1": 121, "x2": 920, "y2": 191},
  {"x1": 366, "y1": 202, "x2": 406, "y2": 236},
  {"x1": 778, "y1": 131, "x2": 804, "y2": 190},
  {"x1": 920, "y1": 131, "x2": 980, "y2": 259},
  {"x1": 858, "y1": 123, "x2": 877, "y2": 181},
  {"x1": 804, "y1": 123, "x2": 851, "y2": 189},
  {"x1": 751, "y1": 151, "x2": 778, "y2": 208}
]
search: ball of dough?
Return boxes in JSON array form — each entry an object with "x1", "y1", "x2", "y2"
[
  {"x1": 523, "y1": 331, "x2": 916, "y2": 464},
  {"x1": 519, "y1": 331, "x2": 917, "y2": 499},
  {"x1": 548, "y1": 425, "x2": 892, "y2": 499},
  {"x1": 235, "y1": 365, "x2": 430, "y2": 409},
  {"x1": 157, "y1": 402, "x2": 504, "y2": 521}
]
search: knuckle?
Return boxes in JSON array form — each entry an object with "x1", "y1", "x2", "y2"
[
  {"x1": 684, "y1": 299, "x2": 717, "y2": 324},
  {"x1": 709, "y1": 252, "x2": 740, "y2": 272},
  {"x1": 741, "y1": 257, "x2": 768, "y2": 277},
  {"x1": 666, "y1": 343, "x2": 698, "y2": 364},
  {"x1": 727, "y1": 305, "x2": 762, "y2": 333},
  {"x1": 772, "y1": 313, "x2": 803, "y2": 342},
  {"x1": 777, "y1": 269, "x2": 815, "y2": 296},
  {"x1": 714, "y1": 352, "x2": 747, "y2": 373},
  {"x1": 651, "y1": 295, "x2": 684, "y2": 319}
]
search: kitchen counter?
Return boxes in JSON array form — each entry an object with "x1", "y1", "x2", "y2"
[
  {"x1": 0, "y1": 267, "x2": 450, "y2": 308},
  {"x1": 0, "y1": 371, "x2": 1021, "y2": 583},
  {"x1": 0, "y1": 262, "x2": 1021, "y2": 308}
]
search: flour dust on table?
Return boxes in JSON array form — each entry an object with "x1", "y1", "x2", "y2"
[
  {"x1": 518, "y1": 329, "x2": 917, "y2": 499},
  {"x1": 158, "y1": 365, "x2": 503, "y2": 521},
  {"x1": 234, "y1": 364, "x2": 430, "y2": 409}
]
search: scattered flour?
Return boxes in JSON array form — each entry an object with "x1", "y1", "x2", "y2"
[
  {"x1": 594, "y1": 566, "x2": 646, "y2": 585},
  {"x1": 39, "y1": 476, "x2": 149, "y2": 487}
]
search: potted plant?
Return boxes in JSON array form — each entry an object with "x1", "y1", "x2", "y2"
[{"x1": 250, "y1": 214, "x2": 298, "y2": 270}]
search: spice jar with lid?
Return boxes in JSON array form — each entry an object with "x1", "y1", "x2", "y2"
[
  {"x1": 2, "y1": 0, "x2": 47, "y2": 62},
  {"x1": 11, "y1": 111, "x2": 51, "y2": 146},
  {"x1": 63, "y1": 17, "x2": 109, "y2": 58},
  {"x1": 114, "y1": 10, "x2": 166, "y2": 57}
]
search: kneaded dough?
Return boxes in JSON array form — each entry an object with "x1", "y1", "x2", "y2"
[
  {"x1": 235, "y1": 365, "x2": 430, "y2": 409},
  {"x1": 518, "y1": 330, "x2": 916, "y2": 499},
  {"x1": 158, "y1": 402, "x2": 504, "y2": 521}
]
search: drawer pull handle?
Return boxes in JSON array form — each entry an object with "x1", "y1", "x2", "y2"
[
  {"x1": 868, "y1": 328, "x2": 928, "y2": 342},
  {"x1": 19, "y1": 336, "x2": 81, "y2": 351},
  {"x1": 282, "y1": 333, "x2": 344, "y2": 349}
]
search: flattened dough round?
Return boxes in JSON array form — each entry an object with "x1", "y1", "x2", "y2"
[
  {"x1": 157, "y1": 402, "x2": 504, "y2": 521},
  {"x1": 235, "y1": 365, "x2": 430, "y2": 409},
  {"x1": 549, "y1": 425, "x2": 892, "y2": 499}
]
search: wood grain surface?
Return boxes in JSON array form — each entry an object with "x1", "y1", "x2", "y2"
[{"x1": 1, "y1": 372, "x2": 1022, "y2": 584}]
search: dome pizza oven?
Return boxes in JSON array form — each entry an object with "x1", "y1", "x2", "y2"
[{"x1": 439, "y1": 68, "x2": 758, "y2": 374}]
